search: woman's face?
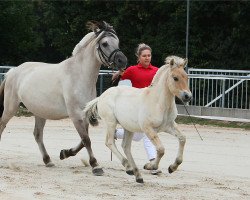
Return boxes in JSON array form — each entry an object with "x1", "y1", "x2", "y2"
[{"x1": 138, "y1": 49, "x2": 151, "y2": 68}]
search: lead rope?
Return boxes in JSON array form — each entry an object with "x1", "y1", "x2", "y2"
[{"x1": 183, "y1": 103, "x2": 204, "y2": 141}]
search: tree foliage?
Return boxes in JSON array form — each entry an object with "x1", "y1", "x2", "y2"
[{"x1": 0, "y1": 0, "x2": 249, "y2": 70}]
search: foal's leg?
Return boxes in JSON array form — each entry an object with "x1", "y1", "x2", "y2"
[
  {"x1": 33, "y1": 116, "x2": 54, "y2": 167},
  {"x1": 71, "y1": 117, "x2": 104, "y2": 176},
  {"x1": 122, "y1": 130, "x2": 143, "y2": 183},
  {"x1": 167, "y1": 123, "x2": 186, "y2": 173},
  {"x1": 143, "y1": 127, "x2": 165, "y2": 171},
  {"x1": 104, "y1": 121, "x2": 132, "y2": 174}
]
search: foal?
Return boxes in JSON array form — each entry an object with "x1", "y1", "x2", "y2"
[{"x1": 84, "y1": 56, "x2": 192, "y2": 182}]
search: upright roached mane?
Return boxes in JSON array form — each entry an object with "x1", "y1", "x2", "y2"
[
  {"x1": 0, "y1": 21, "x2": 127, "y2": 176},
  {"x1": 84, "y1": 55, "x2": 191, "y2": 183}
]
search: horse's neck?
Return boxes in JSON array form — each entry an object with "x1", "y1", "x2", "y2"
[
  {"x1": 149, "y1": 70, "x2": 175, "y2": 110},
  {"x1": 72, "y1": 48, "x2": 101, "y2": 88}
]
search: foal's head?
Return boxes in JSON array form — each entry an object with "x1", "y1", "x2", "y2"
[{"x1": 166, "y1": 56, "x2": 192, "y2": 103}]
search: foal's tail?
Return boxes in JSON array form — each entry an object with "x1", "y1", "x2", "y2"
[
  {"x1": 0, "y1": 79, "x2": 6, "y2": 117},
  {"x1": 84, "y1": 97, "x2": 101, "y2": 126}
]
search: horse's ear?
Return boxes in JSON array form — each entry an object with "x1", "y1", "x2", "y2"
[
  {"x1": 101, "y1": 21, "x2": 116, "y2": 34},
  {"x1": 101, "y1": 21, "x2": 108, "y2": 29},
  {"x1": 183, "y1": 58, "x2": 188, "y2": 68}
]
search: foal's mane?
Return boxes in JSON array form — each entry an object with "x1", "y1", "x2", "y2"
[
  {"x1": 150, "y1": 56, "x2": 186, "y2": 87},
  {"x1": 72, "y1": 21, "x2": 116, "y2": 56}
]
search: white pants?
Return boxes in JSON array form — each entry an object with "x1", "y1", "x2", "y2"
[{"x1": 115, "y1": 128, "x2": 156, "y2": 161}]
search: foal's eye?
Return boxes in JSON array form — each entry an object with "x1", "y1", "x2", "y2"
[
  {"x1": 173, "y1": 77, "x2": 179, "y2": 81},
  {"x1": 102, "y1": 42, "x2": 108, "y2": 47}
]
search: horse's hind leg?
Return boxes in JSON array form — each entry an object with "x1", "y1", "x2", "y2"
[
  {"x1": 122, "y1": 130, "x2": 143, "y2": 183},
  {"x1": 0, "y1": 96, "x2": 19, "y2": 140},
  {"x1": 60, "y1": 141, "x2": 84, "y2": 160},
  {"x1": 33, "y1": 116, "x2": 54, "y2": 167},
  {"x1": 167, "y1": 123, "x2": 186, "y2": 173}
]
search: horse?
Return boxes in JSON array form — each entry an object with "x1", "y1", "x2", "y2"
[
  {"x1": 0, "y1": 21, "x2": 127, "y2": 176},
  {"x1": 84, "y1": 55, "x2": 192, "y2": 182}
]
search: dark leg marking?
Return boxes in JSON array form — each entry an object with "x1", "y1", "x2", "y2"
[{"x1": 60, "y1": 149, "x2": 74, "y2": 160}]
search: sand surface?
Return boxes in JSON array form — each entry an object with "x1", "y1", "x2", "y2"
[{"x1": 0, "y1": 116, "x2": 249, "y2": 200}]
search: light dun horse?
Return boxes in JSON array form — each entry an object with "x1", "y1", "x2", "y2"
[
  {"x1": 0, "y1": 21, "x2": 127, "y2": 176},
  {"x1": 84, "y1": 56, "x2": 192, "y2": 182}
]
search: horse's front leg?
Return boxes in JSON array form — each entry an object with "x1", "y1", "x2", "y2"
[
  {"x1": 122, "y1": 130, "x2": 143, "y2": 183},
  {"x1": 143, "y1": 127, "x2": 165, "y2": 171},
  {"x1": 72, "y1": 118, "x2": 104, "y2": 176},
  {"x1": 167, "y1": 122, "x2": 186, "y2": 173}
]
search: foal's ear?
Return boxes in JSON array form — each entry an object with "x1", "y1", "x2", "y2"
[
  {"x1": 170, "y1": 58, "x2": 175, "y2": 67},
  {"x1": 183, "y1": 58, "x2": 188, "y2": 68}
]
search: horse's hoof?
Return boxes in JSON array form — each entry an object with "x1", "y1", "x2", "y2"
[
  {"x1": 92, "y1": 167, "x2": 104, "y2": 176},
  {"x1": 60, "y1": 150, "x2": 66, "y2": 160},
  {"x1": 168, "y1": 166, "x2": 173, "y2": 174},
  {"x1": 46, "y1": 162, "x2": 55, "y2": 167},
  {"x1": 136, "y1": 178, "x2": 144, "y2": 183},
  {"x1": 126, "y1": 170, "x2": 134, "y2": 175}
]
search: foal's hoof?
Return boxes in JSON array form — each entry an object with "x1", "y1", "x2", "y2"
[
  {"x1": 168, "y1": 166, "x2": 174, "y2": 174},
  {"x1": 136, "y1": 178, "x2": 144, "y2": 184},
  {"x1": 92, "y1": 167, "x2": 104, "y2": 176},
  {"x1": 126, "y1": 170, "x2": 134, "y2": 175},
  {"x1": 143, "y1": 163, "x2": 151, "y2": 170},
  {"x1": 46, "y1": 162, "x2": 55, "y2": 167}
]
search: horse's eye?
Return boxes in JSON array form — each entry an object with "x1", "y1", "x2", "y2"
[
  {"x1": 173, "y1": 77, "x2": 178, "y2": 81},
  {"x1": 102, "y1": 42, "x2": 108, "y2": 47}
]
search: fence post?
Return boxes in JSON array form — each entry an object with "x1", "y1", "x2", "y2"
[
  {"x1": 99, "y1": 74, "x2": 103, "y2": 96},
  {"x1": 221, "y1": 79, "x2": 226, "y2": 108}
]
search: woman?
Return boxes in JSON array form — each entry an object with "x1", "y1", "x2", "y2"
[{"x1": 112, "y1": 43, "x2": 161, "y2": 175}]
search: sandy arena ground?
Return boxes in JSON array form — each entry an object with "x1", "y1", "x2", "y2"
[{"x1": 0, "y1": 116, "x2": 249, "y2": 200}]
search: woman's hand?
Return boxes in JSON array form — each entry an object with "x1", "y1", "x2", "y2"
[{"x1": 112, "y1": 69, "x2": 124, "y2": 81}]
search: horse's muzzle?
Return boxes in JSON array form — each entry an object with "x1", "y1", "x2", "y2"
[
  {"x1": 180, "y1": 91, "x2": 192, "y2": 103},
  {"x1": 114, "y1": 51, "x2": 127, "y2": 70}
]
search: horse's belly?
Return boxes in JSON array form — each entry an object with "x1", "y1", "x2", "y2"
[
  {"x1": 21, "y1": 95, "x2": 68, "y2": 120},
  {"x1": 26, "y1": 103, "x2": 68, "y2": 120}
]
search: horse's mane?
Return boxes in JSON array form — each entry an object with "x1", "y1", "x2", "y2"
[
  {"x1": 72, "y1": 21, "x2": 116, "y2": 56},
  {"x1": 72, "y1": 32, "x2": 95, "y2": 56},
  {"x1": 150, "y1": 56, "x2": 186, "y2": 86}
]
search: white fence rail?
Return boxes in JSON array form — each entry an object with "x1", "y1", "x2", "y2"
[
  {"x1": 188, "y1": 68, "x2": 250, "y2": 109},
  {"x1": 1, "y1": 66, "x2": 249, "y2": 113}
]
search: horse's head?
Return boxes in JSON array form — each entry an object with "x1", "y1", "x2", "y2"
[
  {"x1": 166, "y1": 56, "x2": 192, "y2": 103},
  {"x1": 86, "y1": 21, "x2": 127, "y2": 70}
]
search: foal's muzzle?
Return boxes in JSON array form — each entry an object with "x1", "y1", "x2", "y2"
[{"x1": 180, "y1": 91, "x2": 192, "y2": 103}]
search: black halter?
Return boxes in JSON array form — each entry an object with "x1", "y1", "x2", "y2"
[{"x1": 96, "y1": 32, "x2": 122, "y2": 67}]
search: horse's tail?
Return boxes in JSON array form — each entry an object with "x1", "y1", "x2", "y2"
[
  {"x1": 84, "y1": 97, "x2": 101, "y2": 126},
  {"x1": 0, "y1": 79, "x2": 6, "y2": 117}
]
